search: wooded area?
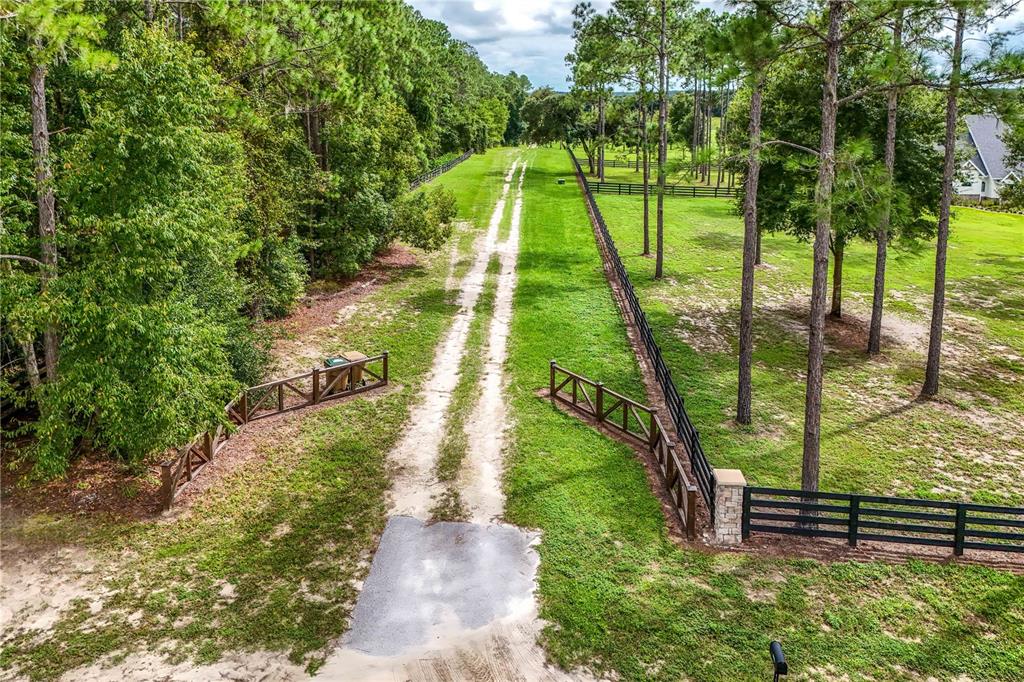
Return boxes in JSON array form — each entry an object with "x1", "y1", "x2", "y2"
[
  {"x1": 1, "y1": 1, "x2": 529, "y2": 478},
  {"x1": 551, "y1": 0, "x2": 1024, "y2": 498}
]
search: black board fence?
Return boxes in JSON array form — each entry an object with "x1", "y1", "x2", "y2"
[
  {"x1": 410, "y1": 149, "x2": 473, "y2": 189},
  {"x1": 743, "y1": 487, "x2": 1024, "y2": 556},
  {"x1": 567, "y1": 147, "x2": 717, "y2": 515},
  {"x1": 589, "y1": 181, "x2": 737, "y2": 198}
]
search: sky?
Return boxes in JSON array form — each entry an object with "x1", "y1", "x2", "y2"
[{"x1": 408, "y1": 0, "x2": 1024, "y2": 91}]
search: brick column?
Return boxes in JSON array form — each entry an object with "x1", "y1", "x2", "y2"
[{"x1": 713, "y1": 468, "x2": 747, "y2": 545}]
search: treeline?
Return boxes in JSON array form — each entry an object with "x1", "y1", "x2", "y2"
[
  {"x1": 555, "y1": 0, "x2": 1022, "y2": 495},
  {"x1": 1, "y1": 0, "x2": 529, "y2": 477}
]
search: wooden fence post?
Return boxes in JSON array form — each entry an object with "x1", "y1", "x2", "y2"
[
  {"x1": 596, "y1": 382, "x2": 604, "y2": 423},
  {"x1": 685, "y1": 488, "x2": 697, "y2": 541},
  {"x1": 382, "y1": 351, "x2": 389, "y2": 385},
  {"x1": 648, "y1": 409, "x2": 659, "y2": 450},
  {"x1": 160, "y1": 462, "x2": 173, "y2": 511},
  {"x1": 549, "y1": 360, "x2": 557, "y2": 402},
  {"x1": 239, "y1": 391, "x2": 248, "y2": 424},
  {"x1": 203, "y1": 431, "x2": 213, "y2": 461},
  {"x1": 277, "y1": 383, "x2": 284, "y2": 412},
  {"x1": 312, "y1": 367, "x2": 321, "y2": 404}
]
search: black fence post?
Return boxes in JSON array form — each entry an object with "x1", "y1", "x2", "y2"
[
  {"x1": 741, "y1": 486, "x2": 751, "y2": 540},
  {"x1": 848, "y1": 495, "x2": 860, "y2": 547},
  {"x1": 954, "y1": 504, "x2": 967, "y2": 556},
  {"x1": 596, "y1": 382, "x2": 604, "y2": 423}
]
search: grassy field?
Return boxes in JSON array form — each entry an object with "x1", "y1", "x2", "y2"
[
  {"x1": 596, "y1": 121, "x2": 736, "y2": 187},
  {"x1": 592, "y1": 193, "x2": 1024, "y2": 505},
  {"x1": 0, "y1": 149, "x2": 518, "y2": 681},
  {"x1": 504, "y1": 146, "x2": 1024, "y2": 682}
]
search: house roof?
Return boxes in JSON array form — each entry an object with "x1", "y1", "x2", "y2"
[{"x1": 964, "y1": 114, "x2": 1017, "y2": 180}]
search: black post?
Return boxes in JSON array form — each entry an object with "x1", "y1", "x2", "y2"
[
  {"x1": 848, "y1": 495, "x2": 860, "y2": 547},
  {"x1": 741, "y1": 486, "x2": 751, "y2": 540},
  {"x1": 954, "y1": 504, "x2": 967, "y2": 556}
]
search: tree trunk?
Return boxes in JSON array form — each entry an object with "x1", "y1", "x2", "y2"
[
  {"x1": 923, "y1": 7, "x2": 965, "y2": 397},
  {"x1": 641, "y1": 85, "x2": 651, "y2": 256},
  {"x1": 801, "y1": 1, "x2": 843, "y2": 494},
  {"x1": 830, "y1": 235, "x2": 845, "y2": 319},
  {"x1": 635, "y1": 98, "x2": 641, "y2": 173},
  {"x1": 581, "y1": 138, "x2": 595, "y2": 175},
  {"x1": 737, "y1": 76, "x2": 764, "y2": 425},
  {"x1": 655, "y1": 0, "x2": 668, "y2": 280},
  {"x1": 144, "y1": 0, "x2": 155, "y2": 23},
  {"x1": 868, "y1": 8, "x2": 904, "y2": 355},
  {"x1": 20, "y1": 337, "x2": 41, "y2": 390},
  {"x1": 29, "y1": 47, "x2": 58, "y2": 383},
  {"x1": 598, "y1": 96, "x2": 606, "y2": 182},
  {"x1": 691, "y1": 73, "x2": 700, "y2": 160}
]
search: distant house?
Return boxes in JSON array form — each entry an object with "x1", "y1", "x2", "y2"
[{"x1": 956, "y1": 114, "x2": 1020, "y2": 201}]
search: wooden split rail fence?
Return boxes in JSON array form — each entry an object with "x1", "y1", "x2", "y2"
[
  {"x1": 743, "y1": 487, "x2": 1024, "y2": 556},
  {"x1": 549, "y1": 362, "x2": 698, "y2": 539},
  {"x1": 409, "y1": 150, "x2": 473, "y2": 189},
  {"x1": 160, "y1": 352, "x2": 389, "y2": 510}
]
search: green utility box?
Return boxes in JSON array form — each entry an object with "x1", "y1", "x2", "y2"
[{"x1": 323, "y1": 351, "x2": 367, "y2": 393}]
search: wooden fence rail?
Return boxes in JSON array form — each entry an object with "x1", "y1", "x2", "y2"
[
  {"x1": 743, "y1": 487, "x2": 1024, "y2": 556},
  {"x1": 549, "y1": 361, "x2": 698, "y2": 539},
  {"x1": 409, "y1": 150, "x2": 473, "y2": 189},
  {"x1": 160, "y1": 351, "x2": 389, "y2": 510}
]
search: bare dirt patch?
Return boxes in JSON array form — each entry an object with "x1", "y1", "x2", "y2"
[
  {"x1": 272, "y1": 245, "x2": 419, "y2": 341},
  {"x1": 1, "y1": 454, "x2": 165, "y2": 519},
  {"x1": 460, "y1": 162, "x2": 526, "y2": 524},
  {"x1": 388, "y1": 160, "x2": 520, "y2": 518}
]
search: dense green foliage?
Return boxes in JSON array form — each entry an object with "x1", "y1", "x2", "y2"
[{"x1": 1, "y1": 1, "x2": 522, "y2": 476}]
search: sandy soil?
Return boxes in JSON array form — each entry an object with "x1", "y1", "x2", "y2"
[
  {"x1": 0, "y1": 543, "x2": 103, "y2": 639},
  {"x1": 388, "y1": 160, "x2": 519, "y2": 518},
  {"x1": 460, "y1": 162, "x2": 527, "y2": 524}
]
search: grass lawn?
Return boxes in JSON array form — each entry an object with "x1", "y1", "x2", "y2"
[
  {"x1": 504, "y1": 146, "x2": 1024, "y2": 682},
  {"x1": 596, "y1": 127, "x2": 738, "y2": 187},
  {"x1": 593, "y1": 193, "x2": 1024, "y2": 505},
  {"x1": 0, "y1": 149, "x2": 518, "y2": 681}
]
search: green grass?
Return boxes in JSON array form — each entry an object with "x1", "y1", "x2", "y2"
[
  {"x1": 0, "y1": 148, "x2": 518, "y2": 681},
  {"x1": 597, "y1": 129, "x2": 735, "y2": 187},
  {"x1": 592, "y1": 193, "x2": 1024, "y2": 504},
  {"x1": 503, "y1": 147, "x2": 1024, "y2": 682}
]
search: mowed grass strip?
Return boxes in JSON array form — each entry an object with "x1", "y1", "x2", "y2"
[
  {"x1": 504, "y1": 147, "x2": 1024, "y2": 682},
  {"x1": 1, "y1": 149, "x2": 516, "y2": 681},
  {"x1": 595, "y1": 192, "x2": 1024, "y2": 505}
]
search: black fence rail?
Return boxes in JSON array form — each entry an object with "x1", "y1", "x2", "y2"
[
  {"x1": 743, "y1": 487, "x2": 1024, "y2": 556},
  {"x1": 589, "y1": 181, "x2": 738, "y2": 199},
  {"x1": 567, "y1": 147, "x2": 717, "y2": 515},
  {"x1": 601, "y1": 158, "x2": 638, "y2": 168},
  {"x1": 410, "y1": 150, "x2": 473, "y2": 189}
]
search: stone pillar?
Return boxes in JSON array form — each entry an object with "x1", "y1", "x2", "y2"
[{"x1": 713, "y1": 468, "x2": 747, "y2": 545}]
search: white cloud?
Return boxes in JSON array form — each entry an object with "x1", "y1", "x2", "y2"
[
  {"x1": 409, "y1": 1, "x2": 1023, "y2": 91},
  {"x1": 409, "y1": 0, "x2": 611, "y2": 89}
]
